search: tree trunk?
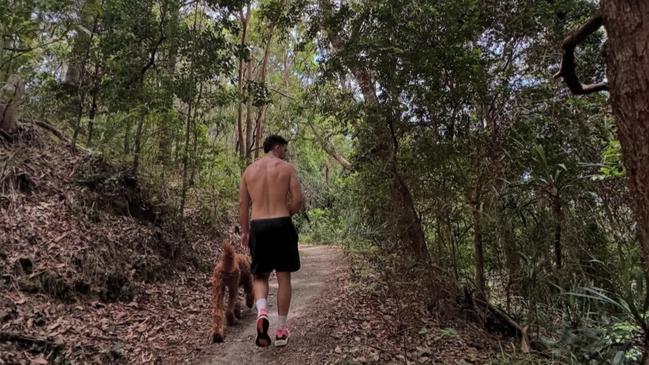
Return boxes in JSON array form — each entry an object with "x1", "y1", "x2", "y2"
[
  {"x1": 190, "y1": 84, "x2": 203, "y2": 186},
  {"x1": 602, "y1": 0, "x2": 649, "y2": 275},
  {"x1": 283, "y1": 47, "x2": 290, "y2": 88},
  {"x1": 71, "y1": 91, "x2": 87, "y2": 149},
  {"x1": 599, "y1": 3, "x2": 649, "y2": 360},
  {"x1": 64, "y1": 0, "x2": 98, "y2": 86},
  {"x1": 236, "y1": 4, "x2": 250, "y2": 161},
  {"x1": 0, "y1": 103, "x2": 18, "y2": 133},
  {"x1": 254, "y1": 31, "x2": 274, "y2": 159},
  {"x1": 0, "y1": 75, "x2": 23, "y2": 133},
  {"x1": 497, "y1": 202, "x2": 517, "y2": 310},
  {"x1": 471, "y1": 185, "x2": 486, "y2": 298},
  {"x1": 244, "y1": 52, "x2": 255, "y2": 164},
  {"x1": 158, "y1": 1, "x2": 180, "y2": 166},
  {"x1": 70, "y1": 1, "x2": 101, "y2": 150},
  {"x1": 180, "y1": 98, "x2": 193, "y2": 217},
  {"x1": 552, "y1": 194, "x2": 562, "y2": 269},
  {"x1": 123, "y1": 121, "x2": 131, "y2": 155},
  {"x1": 86, "y1": 65, "x2": 99, "y2": 146},
  {"x1": 131, "y1": 112, "x2": 146, "y2": 175},
  {"x1": 319, "y1": 0, "x2": 430, "y2": 263}
]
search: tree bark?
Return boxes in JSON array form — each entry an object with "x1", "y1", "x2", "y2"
[
  {"x1": 158, "y1": 1, "x2": 180, "y2": 166},
  {"x1": 190, "y1": 83, "x2": 203, "y2": 185},
  {"x1": 131, "y1": 112, "x2": 146, "y2": 175},
  {"x1": 601, "y1": 0, "x2": 649, "y2": 273},
  {"x1": 70, "y1": 0, "x2": 101, "y2": 150},
  {"x1": 0, "y1": 75, "x2": 23, "y2": 133},
  {"x1": 180, "y1": 98, "x2": 193, "y2": 217},
  {"x1": 86, "y1": 64, "x2": 100, "y2": 146},
  {"x1": 236, "y1": 4, "x2": 250, "y2": 161},
  {"x1": 253, "y1": 29, "x2": 275, "y2": 159},
  {"x1": 319, "y1": 0, "x2": 436, "y2": 288},
  {"x1": 558, "y1": 0, "x2": 649, "y2": 302},
  {"x1": 599, "y1": 2, "x2": 649, "y2": 360},
  {"x1": 244, "y1": 52, "x2": 255, "y2": 164}
]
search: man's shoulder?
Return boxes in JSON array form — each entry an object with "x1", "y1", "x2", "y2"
[
  {"x1": 242, "y1": 162, "x2": 258, "y2": 178},
  {"x1": 278, "y1": 160, "x2": 296, "y2": 172}
]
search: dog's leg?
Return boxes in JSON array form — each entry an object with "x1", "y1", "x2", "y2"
[
  {"x1": 242, "y1": 269, "x2": 254, "y2": 309},
  {"x1": 226, "y1": 276, "x2": 239, "y2": 325},
  {"x1": 212, "y1": 271, "x2": 226, "y2": 343},
  {"x1": 234, "y1": 298, "x2": 243, "y2": 319}
]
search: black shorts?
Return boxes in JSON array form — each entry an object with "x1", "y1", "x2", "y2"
[{"x1": 249, "y1": 217, "x2": 300, "y2": 275}]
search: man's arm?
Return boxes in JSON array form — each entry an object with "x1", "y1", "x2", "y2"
[
  {"x1": 288, "y1": 166, "x2": 303, "y2": 216},
  {"x1": 238, "y1": 173, "x2": 251, "y2": 248}
]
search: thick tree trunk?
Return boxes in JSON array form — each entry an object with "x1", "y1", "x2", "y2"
[
  {"x1": 0, "y1": 103, "x2": 18, "y2": 133},
  {"x1": 319, "y1": 0, "x2": 431, "y2": 265},
  {"x1": 600, "y1": 2, "x2": 649, "y2": 361},
  {"x1": 602, "y1": 1, "x2": 649, "y2": 261},
  {"x1": 0, "y1": 75, "x2": 23, "y2": 133}
]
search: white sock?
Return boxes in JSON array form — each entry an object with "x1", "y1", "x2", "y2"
[
  {"x1": 256, "y1": 299, "x2": 267, "y2": 315},
  {"x1": 278, "y1": 315, "x2": 287, "y2": 329}
]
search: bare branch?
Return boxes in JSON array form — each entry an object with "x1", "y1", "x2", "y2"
[
  {"x1": 269, "y1": 87, "x2": 295, "y2": 100},
  {"x1": 305, "y1": 118, "x2": 352, "y2": 171},
  {"x1": 554, "y1": 13, "x2": 608, "y2": 95}
]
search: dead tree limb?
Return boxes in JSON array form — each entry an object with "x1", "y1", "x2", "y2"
[
  {"x1": 554, "y1": 13, "x2": 608, "y2": 95},
  {"x1": 305, "y1": 119, "x2": 353, "y2": 171},
  {"x1": 0, "y1": 331, "x2": 64, "y2": 352},
  {"x1": 21, "y1": 119, "x2": 70, "y2": 143}
]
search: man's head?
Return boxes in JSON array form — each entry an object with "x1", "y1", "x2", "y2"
[{"x1": 263, "y1": 135, "x2": 289, "y2": 159}]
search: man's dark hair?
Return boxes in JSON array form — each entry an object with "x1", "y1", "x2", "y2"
[{"x1": 263, "y1": 135, "x2": 288, "y2": 153}]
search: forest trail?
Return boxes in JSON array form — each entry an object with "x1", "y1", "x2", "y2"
[{"x1": 197, "y1": 245, "x2": 341, "y2": 365}]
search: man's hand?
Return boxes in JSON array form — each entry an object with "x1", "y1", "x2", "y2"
[{"x1": 240, "y1": 231, "x2": 250, "y2": 251}]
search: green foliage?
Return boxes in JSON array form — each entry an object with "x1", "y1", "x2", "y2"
[{"x1": 6, "y1": 0, "x2": 646, "y2": 362}]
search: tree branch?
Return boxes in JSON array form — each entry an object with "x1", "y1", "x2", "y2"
[
  {"x1": 554, "y1": 13, "x2": 608, "y2": 95},
  {"x1": 305, "y1": 119, "x2": 352, "y2": 171},
  {"x1": 0, "y1": 331, "x2": 64, "y2": 352},
  {"x1": 269, "y1": 87, "x2": 295, "y2": 100}
]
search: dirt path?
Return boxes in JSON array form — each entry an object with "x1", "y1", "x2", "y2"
[{"x1": 196, "y1": 245, "x2": 341, "y2": 365}]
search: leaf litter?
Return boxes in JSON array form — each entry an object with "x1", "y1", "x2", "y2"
[{"x1": 0, "y1": 126, "x2": 230, "y2": 364}]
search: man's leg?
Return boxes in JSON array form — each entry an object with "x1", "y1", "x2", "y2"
[
  {"x1": 276, "y1": 271, "x2": 292, "y2": 320},
  {"x1": 253, "y1": 272, "x2": 270, "y2": 314},
  {"x1": 253, "y1": 272, "x2": 272, "y2": 347},
  {"x1": 274, "y1": 271, "x2": 292, "y2": 346}
]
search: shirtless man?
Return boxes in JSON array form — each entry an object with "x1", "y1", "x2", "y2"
[{"x1": 239, "y1": 135, "x2": 303, "y2": 348}]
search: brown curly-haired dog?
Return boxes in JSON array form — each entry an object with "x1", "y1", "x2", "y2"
[{"x1": 211, "y1": 241, "x2": 254, "y2": 343}]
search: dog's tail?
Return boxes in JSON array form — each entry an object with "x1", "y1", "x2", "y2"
[{"x1": 220, "y1": 241, "x2": 236, "y2": 273}]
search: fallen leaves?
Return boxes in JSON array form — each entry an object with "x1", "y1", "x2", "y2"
[
  {"x1": 275, "y1": 251, "x2": 508, "y2": 365},
  {"x1": 0, "y1": 131, "x2": 227, "y2": 364}
]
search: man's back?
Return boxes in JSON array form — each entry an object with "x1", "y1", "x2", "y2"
[{"x1": 243, "y1": 156, "x2": 293, "y2": 219}]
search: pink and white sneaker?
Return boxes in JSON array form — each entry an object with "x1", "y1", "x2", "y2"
[
  {"x1": 255, "y1": 309, "x2": 270, "y2": 347},
  {"x1": 274, "y1": 326, "x2": 290, "y2": 347}
]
